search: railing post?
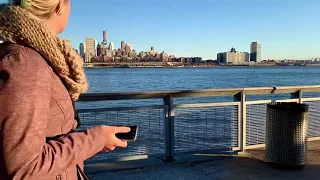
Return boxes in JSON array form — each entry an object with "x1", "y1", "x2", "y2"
[
  {"x1": 234, "y1": 91, "x2": 246, "y2": 152},
  {"x1": 291, "y1": 89, "x2": 303, "y2": 103},
  {"x1": 163, "y1": 95, "x2": 175, "y2": 162}
]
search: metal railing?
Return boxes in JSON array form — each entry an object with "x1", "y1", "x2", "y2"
[{"x1": 76, "y1": 85, "x2": 320, "y2": 163}]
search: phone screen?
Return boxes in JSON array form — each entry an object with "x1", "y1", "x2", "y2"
[{"x1": 115, "y1": 126, "x2": 138, "y2": 141}]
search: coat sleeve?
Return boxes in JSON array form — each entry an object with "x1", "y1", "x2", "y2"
[{"x1": 0, "y1": 47, "x2": 105, "y2": 179}]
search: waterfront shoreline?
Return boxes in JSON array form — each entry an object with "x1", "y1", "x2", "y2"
[{"x1": 84, "y1": 64, "x2": 320, "y2": 68}]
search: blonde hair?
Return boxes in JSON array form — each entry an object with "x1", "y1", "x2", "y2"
[{"x1": 11, "y1": 0, "x2": 65, "y2": 21}]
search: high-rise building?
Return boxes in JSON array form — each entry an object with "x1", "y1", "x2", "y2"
[
  {"x1": 245, "y1": 52, "x2": 250, "y2": 62},
  {"x1": 121, "y1": 41, "x2": 125, "y2": 50},
  {"x1": 128, "y1": 44, "x2": 133, "y2": 51},
  {"x1": 155, "y1": 53, "x2": 160, "y2": 59},
  {"x1": 148, "y1": 46, "x2": 157, "y2": 56},
  {"x1": 160, "y1": 51, "x2": 169, "y2": 61},
  {"x1": 106, "y1": 50, "x2": 114, "y2": 58},
  {"x1": 125, "y1": 43, "x2": 131, "y2": 53},
  {"x1": 129, "y1": 50, "x2": 138, "y2": 58},
  {"x1": 94, "y1": 39, "x2": 98, "y2": 55},
  {"x1": 97, "y1": 43, "x2": 102, "y2": 56},
  {"x1": 85, "y1": 38, "x2": 96, "y2": 63},
  {"x1": 108, "y1": 42, "x2": 115, "y2": 51},
  {"x1": 79, "y1": 43, "x2": 86, "y2": 57},
  {"x1": 101, "y1": 44, "x2": 108, "y2": 55},
  {"x1": 250, "y1": 42, "x2": 261, "y2": 62},
  {"x1": 217, "y1": 48, "x2": 249, "y2": 64},
  {"x1": 139, "y1": 51, "x2": 147, "y2": 59},
  {"x1": 102, "y1": 30, "x2": 108, "y2": 45}
]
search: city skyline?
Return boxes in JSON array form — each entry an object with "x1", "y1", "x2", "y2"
[
  {"x1": 70, "y1": 30, "x2": 174, "y2": 61},
  {"x1": 76, "y1": 32, "x2": 260, "y2": 64},
  {"x1": 77, "y1": 29, "x2": 176, "y2": 63},
  {"x1": 60, "y1": 0, "x2": 320, "y2": 60}
]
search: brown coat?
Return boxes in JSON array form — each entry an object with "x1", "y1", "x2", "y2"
[{"x1": 0, "y1": 43, "x2": 104, "y2": 180}]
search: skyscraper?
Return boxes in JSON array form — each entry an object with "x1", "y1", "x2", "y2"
[
  {"x1": 108, "y1": 42, "x2": 115, "y2": 51},
  {"x1": 85, "y1": 38, "x2": 96, "y2": 62},
  {"x1": 128, "y1": 44, "x2": 133, "y2": 51},
  {"x1": 148, "y1": 46, "x2": 157, "y2": 56},
  {"x1": 250, "y1": 42, "x2": 261, "y2": 62},
  {"x1": 121, "y1": 41, "x2": 125, "y2": 50},
  {"x1": 79, "y1": 43, "x2": 86, "y2": 57},
  {"x1": 102, "y1": 30, "x2": 108, "y2": 45},
  {"x1": 101, "y1": 44, "x2": 108, "y2": 56},
  {"x1": 245, "y1": 52, "x2": 250, "y2": 62},
  {"x1": 160, "y1": 51, "x2": 169, "y2": 61},
  {"x1": 125, "y1": 43, "x2": 131, "y2": 53},
  {"x1": 94, "y1": 39, "x2": 98, "y2": 55},
  {"x1": 97, "y1": 43, "x2": 102, "y2": 56}
]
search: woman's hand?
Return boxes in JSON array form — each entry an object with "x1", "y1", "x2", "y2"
[{"x1": 100, "y1": 126, "x2": 131, "y2": 151}]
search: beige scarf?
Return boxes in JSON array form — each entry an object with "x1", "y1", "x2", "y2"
[{"x1": 0, "y1": 6, "x2": 88, "y2": 101}]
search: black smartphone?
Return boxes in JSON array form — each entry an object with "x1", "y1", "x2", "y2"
[{"x1": 115, "y1": 126, "x2": 138, "y2": 141}]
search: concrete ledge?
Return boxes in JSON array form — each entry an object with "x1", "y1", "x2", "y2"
[
  {"x1": 85, "y1": 153, "x2": 234, "y2": 174},
  {"x1": 85, "y1": 141, "x2": 320, "y2": 180}
]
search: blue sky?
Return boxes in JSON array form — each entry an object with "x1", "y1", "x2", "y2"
[{"x1": 31, "y1": 1, "x2": 320, "y2": 59}]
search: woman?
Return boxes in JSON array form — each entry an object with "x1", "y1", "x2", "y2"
[{"x1": 0, "y1": 0, "x2": 130, "y2": 179}]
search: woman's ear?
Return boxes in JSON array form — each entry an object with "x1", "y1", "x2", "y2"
[{"x1": 55, "y1": 0, "x2": 64, "y2": 16}]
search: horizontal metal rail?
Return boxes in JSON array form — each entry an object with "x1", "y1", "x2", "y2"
[
  {"x1": 77, "y1": 105, "x2": 166, "y2": 113},
  {"x1": 174, "y1": 102, "x2": 240, "y2": 108},
  {"x1": 78, "y1": 85, "x2": 320, "y2": 101}
]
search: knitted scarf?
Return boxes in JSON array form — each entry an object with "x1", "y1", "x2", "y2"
[{"x1": 0, "y1": 6, "x2": 88, "y2": 101}]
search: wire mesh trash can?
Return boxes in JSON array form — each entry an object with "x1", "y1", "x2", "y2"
[{"x1": 266, "y1": 102, "x2": 309, "y2": 167}]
